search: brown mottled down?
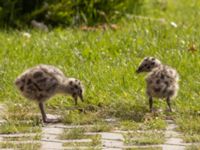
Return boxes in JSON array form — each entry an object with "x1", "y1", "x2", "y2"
[
  {"x1": 136, "y1": 57, "x2": 179, "y2": 112},
  {"x1": 15, "y1": 64, "x2": 84, "y2": 123}
]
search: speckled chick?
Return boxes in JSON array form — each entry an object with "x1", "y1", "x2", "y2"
[
  {"x1": 136, "y1": 57, "x2": 179, "y2": 112},
  {"x1": 15, "y1": 64, "x2": 84, "y2": 123}
]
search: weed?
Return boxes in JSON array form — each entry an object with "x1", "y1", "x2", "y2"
[
  {"x1": 3, "y1": 134, "x2": 41, "y2": 141},
  {"x1": 0, "y1": 122, "x2": 41, "y2": 134},
  {"x1": 186, "y1": 145, "x2": 200, "y2": 150},
  {"x1": 89, "y1": 121, "x2": 112, "y2": 132},
  {"x1": 62, "y1": 110, "x2": 100, "y2": 125},
  {"x1": 0, "y1": 142, "x2": 41, "y2": 150},
  {"x1": 60, "y1": 128, "x2": 86, "y2": 140},
  {"x1": 124, "y1": 131, "x2": 165, "y2": 145}
]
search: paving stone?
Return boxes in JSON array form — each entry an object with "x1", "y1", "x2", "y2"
[
  {"x1": 101, "y1": 132, "x2": 124, "y2": 149},
  {"x1": 114, "y1": 130, "x2": 164, "y2": 134},
  {"x1": 42, "y1": 126, "x2": 63, "y2": 135},
  {"x1": 63, "y1": 147, "x2": 98, "y2": 150},
  {"x1": 165, "y1": 130, "x2": 181, "y2": 138},
  {"x1": 44, "y1": 124, "x2": 94, "y2": 129},
  {"x1": 166, "y1": 119, "x2": 174, "y2": 124},
  {"x1": 102, "y1": 140, "x2": 124, "y2": 148},
  {"x1": 0, "y1": 120, "x2": 6, "y2": 124},
  {"x1": 41, "y1": 139, "x2": 92, "y2": 143},
  {"x1": 101, "y1": 132, "x2": 123, "y2": 141},
  {"x1": 102, "y1": 145, "x2": 163, "y2": 149},
  {"x1": 0, "y1": 133, "x2": 38, "y2": 138},
  {"x1": 39, "y1": 148, "x2": 64, "y2": 150},
  {"x1": 162, "y1": 144, "x2": 185, "y2": 150},
  {"x1": 0, "y1": 141, "x2": 40, "y2": 144},
  {"x1": 166, "y1": 123, "x2": 178, "y2": 130},
  {"x1": 163, "y1": 119, "x2": 186, "y2": 150},
  {"x1": 41, "y1": 124, "x2": 63, "y2": 150},
  {"x1": 59, "y1": 139, "x2": 92, "y2": 143},
  {"x1": 41, "y1": 141, "x2": 63, "y2": 150},
  {"x1": 121, "y1": 145, "x2": 162, "y2": 148},
  {"x1": 102, "y1": 148, "x2": 122, "y2": 150},
  {"x1": 105, "y1": 118, "x2": 118, "y2": 123},
  {"x1": 165, "y1": 137, "x2": 184, "y2": 145},
  {"x1": 0, "y1": 104, "x2": 6, "y2": 111}
]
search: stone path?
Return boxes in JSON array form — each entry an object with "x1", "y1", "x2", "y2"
[
  {"x1": 0, "y1": 104, "x2": 200, "y2": 150},
  {"x1": 41, "y1": 123, "x2": 63, "y2": 150},
  {"x1": 101, "y1": 132, "x2": 124, "y2": 150},
  {"x1": 162, "y1": 119, "x2": 185, "y2": 150}
]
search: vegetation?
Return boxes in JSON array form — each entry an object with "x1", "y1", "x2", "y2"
[
  {"x1": 0, "y1": 0, "x2": 200, "y2": 148},
  {"x1": 62, "y1": 135, "x2": 101, "y2": 147},
  {"x1": 126, "y1": 148, "x2": 162, "y2": 150},
  {"x1": 176, "y1": 114, "x2": 200, "y2": 143},
  {"x1": 0, "y1": 142, "x2": 41, "y2": 150},
  {"x1": 89, "y1": 121, "x2": 112, "y2": 132},
  {"x1": 0, "y1": 0, "x2": 143, "y2": 27},
  {"x1": 186, "y1": 145, "x2": 200, "y2": 150},
  {"x1": 119, "y1": 117, "x2": 166, "y2": 131},
  {"x1": 60, "y1": 128, "x2": 86, "y2": 139},
  {"x1": 3, "y1": 134, "x2": 41, "y2": 141},
  {"x1": 124, "y1": 131, "x2": 165, "y2": 145},
  {"x1": 62, "y1": 110, "x2": 101, "y2": 125}
]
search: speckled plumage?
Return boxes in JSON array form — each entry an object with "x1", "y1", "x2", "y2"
[
  {"x1": 136, "y1": 57, "x2": 179, "y2": 112},
  {"x1": 15, "y1": 64, "x2": 84, "y2": 123}
]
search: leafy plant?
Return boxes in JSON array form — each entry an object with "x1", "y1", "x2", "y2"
[{"x1": 0, "y1": 0, "x2": 143, "y2": 27}]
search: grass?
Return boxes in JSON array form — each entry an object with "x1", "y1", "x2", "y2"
[
  {"x1": 119, "y1": 116, "x2": 166, "y2": 131},
  {"x1": 3, "y1": 101, "x2": 41, "y2": 122},
  {"x1": 60, "y1": 128, "x2": 87, "y2": 140},
  {"x1": 0, "y1": 0, "x2": 200, "y2": 145},
  {"x1": 0, "y1": 101, "x2": 42, "y2": 134},
  {"x1": 176, "y1": 115, "x2": 200, "y2": 142},
  {"x1": 119, "y1": 120, "x2": 141, "y2": 130},
  {"x1": 63, "y1": 142, "x2": 92, "y2": 147},
  {"x1": 0, "y1": 142, "x2": 41, "y2": 150},
  {"x1": 62, "y1": 110, "x2": 101, "y2": 125},
  {"x1": 60, "y1": 128, "x2": 101, "y2": 149},
  {"x1": 0, "y1": 122, "x2": 41, "y2": 134},
  {"x1": 186, "y1": 145, "x2": 200, "y2": 150},
  {"x1": 126, "y1": 148, "x2": 162, "y2": 150},
  {"x1": 63, "y1": 135, "x2": 101, "y2": 148},
  {"x1": 3, "y1": 134, "x2": 41, "y2": 141},
  {"x1": 124, "y1": 131, "x2": 165, "y2": 145},
  {"x1": 89, "y1": 121, "x2": 112, "y2": 132},
  {"x1": 183, "y1": 134, "x2": 200, "y2": 143}
]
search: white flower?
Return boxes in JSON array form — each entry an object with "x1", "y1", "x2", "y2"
[
  {"x1": 170, "y1": 22, "x2": 178, "y2": 28},
  {"x1": 22, "y1": 32, "x2": 31, "y2": 38}
]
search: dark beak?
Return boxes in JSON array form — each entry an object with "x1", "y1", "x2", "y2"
[{"x1": 136, "y1": 68, "x2": 141, "y2": 73}]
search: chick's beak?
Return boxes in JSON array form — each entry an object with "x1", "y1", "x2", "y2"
[{"x1": 136, "y1": 69, "x2": 140, "y2": 73}]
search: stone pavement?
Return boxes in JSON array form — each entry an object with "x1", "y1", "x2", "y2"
[{"x1": 0, "y1": 104, "x2": 200, "y2": 150}]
